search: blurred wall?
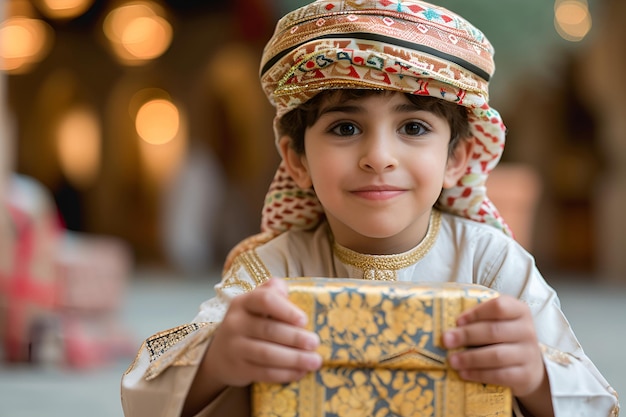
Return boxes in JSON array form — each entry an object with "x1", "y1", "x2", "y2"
[
  {"x1": 1, "y1": 0, "x2": 12, "y2": 275},
  {"x1": 583, "y1": 0, "x2": 626, "y2": 283},
  {"x1": 500, "y1": 0, "x2": 626, "y2": 283},
  {"x1": 0, "y1": 0, "x2": 11, "y2": 194},
  {"x1": 4, "y1": 0, "x2": 279, "y2": 271}
]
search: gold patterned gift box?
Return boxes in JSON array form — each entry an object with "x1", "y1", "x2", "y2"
[{"x1": 252, "y1": 278, "x2": 511, "y2": 417}]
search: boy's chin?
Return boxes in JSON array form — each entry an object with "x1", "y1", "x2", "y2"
[{"x1": 334, "y1": 227, "x2": 423, "y2": 254}]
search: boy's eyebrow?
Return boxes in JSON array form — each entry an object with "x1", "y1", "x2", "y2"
[
  {"x1": 318, "y1": 102, "x2": 425, "y2": 116},
  {"x1": 318, "y1": 104, "x2": 362, "y2": 116},
  {"x1": 394, "y1": 103, "x2": 424, "y2": 113}
]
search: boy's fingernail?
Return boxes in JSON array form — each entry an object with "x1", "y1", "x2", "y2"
[
  {"x1": 443, "y1": 331, "x2": 457, "y2": 348},
  {"x1": 296, "y1": 312, "x2": 308, "y2": 327},
  {"x1": 314, "y1": 353, "x2": 322, "y2": 368},
  {"x1": 448, "y1": 354, "x2": 460, "y2": 369},
  {"x1": 307, "y1": 353, "x2": 322, "y2": 370},
  {"x1": 304, "y1": 333, "x2": 319, "y2": 350}
]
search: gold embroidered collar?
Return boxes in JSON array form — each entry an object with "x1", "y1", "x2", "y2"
[{"x1": 332, "y1": 210, "x2": 442, "y2": 281}]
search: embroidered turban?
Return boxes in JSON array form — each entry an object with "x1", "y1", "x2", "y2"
[{"x1": 226, "y1": 0, "x2": 510, "y2": 267}]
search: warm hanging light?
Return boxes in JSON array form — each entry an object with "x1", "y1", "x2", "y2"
[
  {"x1": 135, "y1": 98, "x2": 180, "y2": 145},
  {"x1": 35, "y1": 0, "x2": 94, "y2": 20},
  {"x1": 109, "y1": 83, "x2": 187, "y2": 188},
  {"x1": 56, "y1": 106, "x2": 102, "y2": 189},
  {"x1": 0, "y1": 16, "x2": 53, "y2": 74},
  {"x1": 554, "y1": 0, "x2": 592, "y2": 42},
  {"x1": 132, "y1": 91, "x2": 187, "y2": 186},
  {"x1": 137, "y1": 123, "x2": 187, "y2": 187},
  {"x1": 102, "y1": 1, "x2": 172, "y2": 65}
]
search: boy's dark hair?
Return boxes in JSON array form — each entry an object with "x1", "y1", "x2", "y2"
[{"x1": 277, "y1": 89, "x2": 471, "y2": 156}]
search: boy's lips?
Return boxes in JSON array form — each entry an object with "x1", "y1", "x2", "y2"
[{"x1": 351, "y1": 185, "x2": 406, "y2": 200}]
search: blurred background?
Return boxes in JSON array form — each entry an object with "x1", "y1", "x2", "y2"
[{"x1": 0, "y1": 0, "x2": 625, "y2": 416}]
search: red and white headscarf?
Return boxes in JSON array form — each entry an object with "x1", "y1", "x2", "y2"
[{"x1": 226, "y1": 0, "x2": 510, "y2": 268}]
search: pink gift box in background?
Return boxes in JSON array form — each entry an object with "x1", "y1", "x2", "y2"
[{"x1": 0, "y1": 174, "x2": 135, "y2": 368}]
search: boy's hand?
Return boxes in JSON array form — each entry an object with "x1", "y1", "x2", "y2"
[
  {"x1": 206, "y1": 278, "x2": 322, "y2": 387},
  {"x1": 442, "y1": 295, "x2": 546, "y2": 398}
]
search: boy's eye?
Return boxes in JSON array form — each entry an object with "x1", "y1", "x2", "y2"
[
  {"x1": 331, "y1": 122, "x2": 361, "y2": 136},
  {"x1": 401, "y1": 121, "x2": 429, "y2": 136}
]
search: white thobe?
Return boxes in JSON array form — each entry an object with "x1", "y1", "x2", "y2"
[{"x1": 122, "y1": 211, "x2": 620, "y2": 417}]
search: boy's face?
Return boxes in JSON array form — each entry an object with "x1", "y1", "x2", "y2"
[{"x1": 285, "y1": 92, "x2": 470, "y2": 254}]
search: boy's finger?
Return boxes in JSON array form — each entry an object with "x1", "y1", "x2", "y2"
[
  {"x1": 229, "y1": 278, "x2": 308, "y2": 327},
  {"x1": 456, "y1": 295, "x2": 528, "y2": 325},
  {"x1": 244, "y1": 340, "x2": 322, "y2": 373},
  {"x1": 242, "y1": 284, "x2": 308, "y2": 327},
  {"x1": 453, "y1": 365, "x2": 528, "y2": 392},
  {"x1": 443, "y1": 319, "x2": 535, "y2": 348},
  {"x1": 246, "y1": 316, "x2": 319, "y2": 350},
  {"x1": 448, "y1": 344, "x2": 526, "y2": 371},
  {"x1": 260, "y1": 277, "x2": 289, "y2": 296},
  {"x1": 251, "y1": 368, "x2": 309, "y2": 385}
]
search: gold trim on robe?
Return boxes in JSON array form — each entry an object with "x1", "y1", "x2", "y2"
[{"x1": 333, "y1": 210, "x2": 442, "y2": 281}]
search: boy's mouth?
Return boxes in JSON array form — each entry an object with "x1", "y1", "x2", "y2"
[{"x1": 351, "y1": 185, "x2": 406, "y2": 200}]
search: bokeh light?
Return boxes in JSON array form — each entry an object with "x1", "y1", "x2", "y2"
[
  {"x1": 136, "y1": 97, "x2": 187, "y2": 187},
  {"x1": 35, "y1": 0, "x2": 95, "y2": 20},
  {"x1": 555, "y1": 0, "x2": 592, "y2": 42},
  {"x1": 135, "y1": 98, "x2": 179, "y2": 145},
  {"x1": 102, "y1": 1, "x2": 172, "y2": 65},
  {"x1": 56, "y1": 106, "x2": 101, "y2": 189},
  {"x1": 0, "y1": 16, "x2": 53, "y2": 74}
]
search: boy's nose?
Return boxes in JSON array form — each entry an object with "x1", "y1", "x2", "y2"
[{"x1": 358, "y1": 135, "x2": 398, "y2": 173}]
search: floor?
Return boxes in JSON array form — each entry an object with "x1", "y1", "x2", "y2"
[{"x1": 0, "y1": 269, "x2": 624, "y2": 417}]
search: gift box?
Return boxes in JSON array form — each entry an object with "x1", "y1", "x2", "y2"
[
  {"x1": 54, "y1": 231, "x2": 131, "y2": 312},
  {"x1": 1, "y1": 176, "x2": 60, "y2": 362},
  {"x1": 252, "y1": 278, "x2": 511, "y2": 417},
  {"x1": 1, "y1": 174, "x2": 135, "y2": 367}
]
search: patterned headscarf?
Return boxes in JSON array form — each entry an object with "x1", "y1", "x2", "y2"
[{"x1": 225, "y1": 0, "x2": 510, "y2": 269}]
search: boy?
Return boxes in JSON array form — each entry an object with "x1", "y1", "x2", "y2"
[{"x1": 121, "y1": 1, "x2": 620, "y2": 416}]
